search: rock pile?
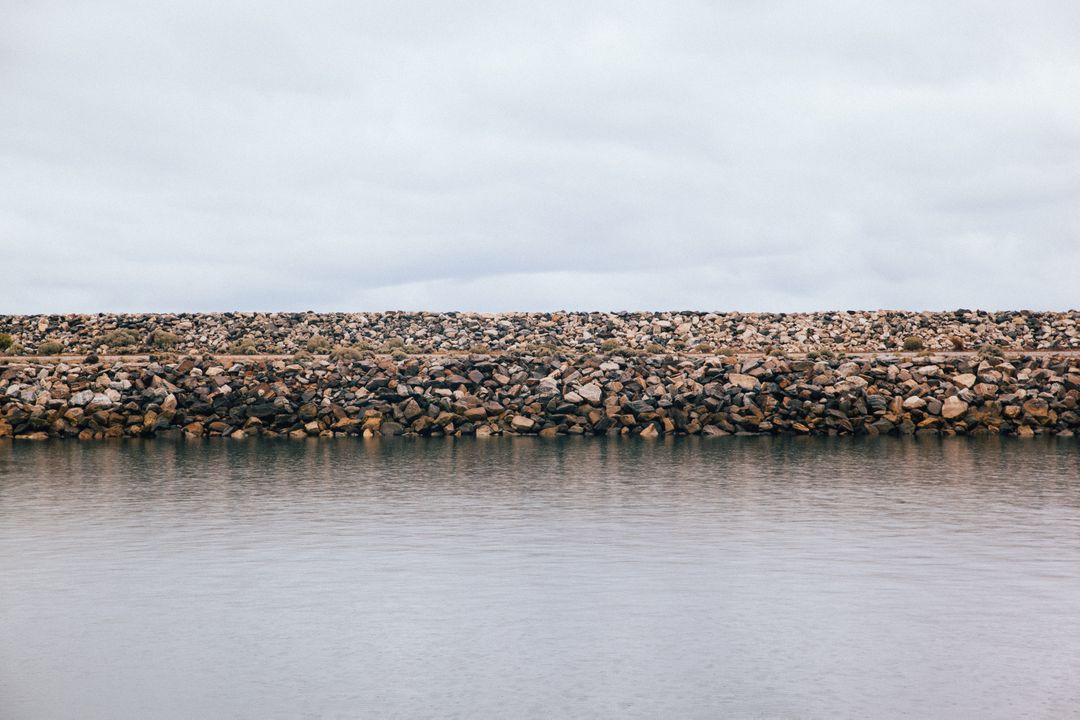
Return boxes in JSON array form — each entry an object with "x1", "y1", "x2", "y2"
[
  {"x1": 3, "y1": 352, "x2": 1077, "y2": 440},
  {"x1": 1, "y1": 310, "x2": 1078, "y2": 356}
]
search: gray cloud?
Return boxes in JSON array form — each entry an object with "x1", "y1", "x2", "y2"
[{"x1": 2, "y1": 0, "x2": 1078, "y2": 312}]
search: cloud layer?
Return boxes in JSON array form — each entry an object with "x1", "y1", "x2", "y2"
[{"x1": 3, "y1": 0, "x2": 1079, "y2": 312}]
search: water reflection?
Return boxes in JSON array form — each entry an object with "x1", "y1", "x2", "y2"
[{"x1": 2, "y1": 437, "x2": 1079, "y2": 719}]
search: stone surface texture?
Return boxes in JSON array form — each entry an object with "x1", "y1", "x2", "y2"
[
  {"x1": 2, "y1": 350, "x2": 1078, "y2": 440},
  {"x1": 1, "y1": 310, "x2": 1079, "y2": 356}
]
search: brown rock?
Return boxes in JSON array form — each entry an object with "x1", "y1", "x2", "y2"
[
  {"x1": 511, "y1": 415, "x2": 536, "y2": 431},
  {"x1": 464, "y1": 407, "x2": 487, "y2": 421},
  {"x1": 1022, "y1": 398, "x2": 1050, "y2": 419},
  {"x1": 728, "y1": 373, "x2": 760, "y2": 391}
]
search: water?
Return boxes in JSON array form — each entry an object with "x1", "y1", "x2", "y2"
[{"x1": 2, "y1": 437, "x2": 1079, "y2": 719}]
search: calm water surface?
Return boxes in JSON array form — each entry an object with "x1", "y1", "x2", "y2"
[{"x1": 2, "y1": 437, "x2": 1079, "y2": 719}]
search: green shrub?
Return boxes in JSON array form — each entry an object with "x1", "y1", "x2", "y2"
[
  {"x1": 902, "y1": 336, "x2": 924, "y2": 351},
  {"x1": 306, "y1": 336, "x2": 331, "y2": 353},
  {"x1": 0, "y1": 332, "x2": 13, "y2": 351},
  {"x1": 38, "y1": 339, "x2": 64, "y2": 355},
  {"x1": 148, "y1": 329, "x2": 180, "y2": 349}
]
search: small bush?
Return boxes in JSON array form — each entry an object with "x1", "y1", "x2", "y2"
[
  {"x1": 599, "y1": 338, "x2": 620, "y2": 352},
  {"x1": 306, "y1": 336, "x2": 331, "y2": 353},
  {"x1": 330, "y1": 345, "x2": 367, "y2": 361},
  {"x1": 148, "y1": 329, "x2": 180, "y2": 349},
  {"x1": 102, "y1": 329, "x2": 140, "y2": 350},
  {"x1": 384, "y1": 337, "x2": 405, "y2": 350},
  {"x1": 949, "y1": 336, "x2": 965, "y2": 351},
  {"x1": 403, "y1": 344, "x2": 423, "y2": 354},
  {"x1": 227, "y1": 338, "x2": 259, "y2": 355},
  {"x1": 696, "y1": 343, "x2": 714, "y2": 354},
  {"x1": 644, "y1": 342, "x2": 663, "y2": 354},
  {"x1": 902, "y1": 336, "x2": 924, "y2": 351},
  {"x1": 391, "y1": 349, "x2": 408, "y2": 360},
  {"x1": 469, "y1": 343, "x2": 491, "y2": 354},
  {"x1": 977, "y1": 343, "x2": 1005, "y2": 359},
  {"x1": 293, "y1": 349, "x2": 313, "y2": 360},
  {"x1": 716, "y1": 346, "x2": 736, "y2": 357},
  {"x1": 38, "y1": 339, "x2": 64, "y2": 355},
  {"x1": 526, "y1": 342, "x2": 559, "y2": 356},
  {"x1": 0, "y1": 332, "x2": 13, "y2": 351}
]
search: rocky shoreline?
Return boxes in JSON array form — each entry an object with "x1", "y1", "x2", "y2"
[
  {"x1": 2, "y1": 350, "x2": 1077, "y2": 440},
  {"x1": 2, "y1": 310, "x2": 1079, "y2": 357}
]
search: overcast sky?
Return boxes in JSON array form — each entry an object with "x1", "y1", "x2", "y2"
[{"x1": 2, "y1": 1, "x2": 1078, "y2": 313}]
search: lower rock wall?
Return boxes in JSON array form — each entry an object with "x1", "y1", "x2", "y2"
[{"x1": 2, "y1": 353, "x2": 1078, "y2": 440}]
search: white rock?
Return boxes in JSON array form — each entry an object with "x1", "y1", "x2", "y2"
[
  {"x1": 577, "y1": 382, "x2": 603, "y2": 405},
  {"x1": 70, "y1": 389, "x2": 94, "y2": 406},
  {"x1": 942, "y1": 396, "x2": 969, "y2": 419},
  {"x1": 903, "y1": 396, "x2": 926, "y2": 410},
  {"x1": 953, "y1": 373, "x2": 977, "y2": 389}
]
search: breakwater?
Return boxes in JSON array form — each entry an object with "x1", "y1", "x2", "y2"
[
  {"x1": 2, "y1": 310, "x2": 1079, "y2": 356},
  {"x1": 2, "y1": 351, "x2": 1077, "y2": 440}
]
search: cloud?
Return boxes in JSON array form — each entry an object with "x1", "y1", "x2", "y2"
[{"x1": 2, "y1": 0, "x2": 1078, "y2": 312}]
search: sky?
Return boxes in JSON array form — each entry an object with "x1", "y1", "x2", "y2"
[{"x1": 2, "y1": 0, "x2": 1079, "y2": 313}]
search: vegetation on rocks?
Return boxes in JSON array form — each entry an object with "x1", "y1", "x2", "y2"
[
  {"x1": 148, "y1": 329, "x2": 180, "y2": 349},
  {"x1": 226, "y1": 337, "x2": 259, "y2": 355},
  {"x1": 329, "y1": 345, "x2": 368, "y2": 361},
  {"x1": 306, "y1": 336, "x2": 332, "y2": 353}
]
